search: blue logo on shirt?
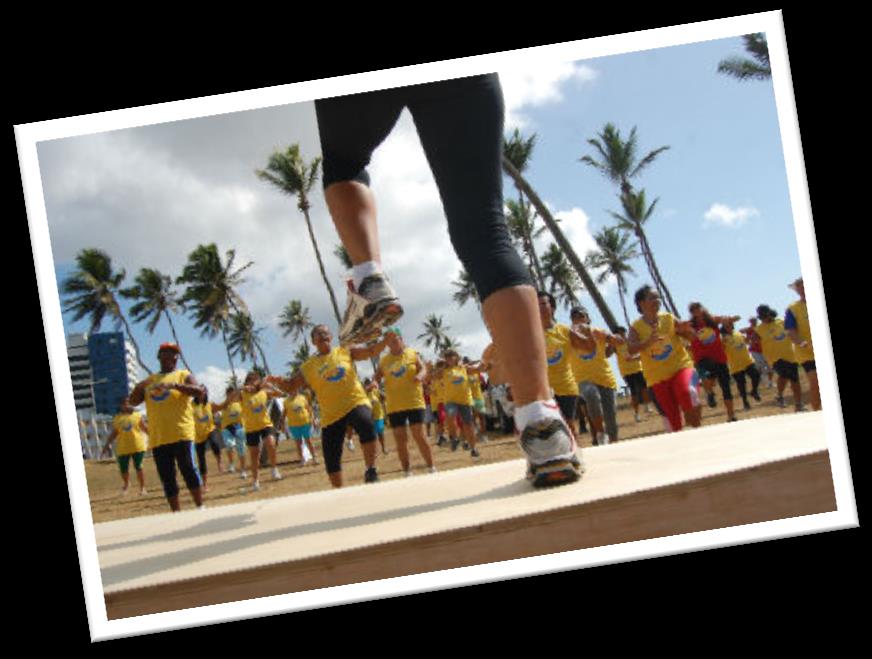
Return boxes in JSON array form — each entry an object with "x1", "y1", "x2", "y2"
[
  {"x1": 774, "y1": 332, "x2": 787, "y2": 341},
  {"x1": 149, "y1": 390, "x2": 171, "y2": 402},
  {"x1": 122, "y1": 423, "x2": 133, "y2": 432},
  {"x1": 325, "y1": 367, "x2": 346, "y2": 382},
  {"x1": 452, "y1": 377, "x2": 465, "y2": 385},
  {"x1": 391, "y1": 365, "x2": 407, "y2": 378},
  {"x1": 579, "y1": 348, "x2": 596, "y2": 361},
  {"x1": 251, "y1": 405, "x2": 265, "y2": 414},
  {"x1": 651, "y1": 344, "x2": 673, "y2": 361},
  {"x1": 547, "y1": 350, "x2": 563, "y2": 365}
]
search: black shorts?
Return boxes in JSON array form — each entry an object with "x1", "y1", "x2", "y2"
[
  {"x1": 625, "y1": 372, "x2": 648, "y2": 399},
  {"x1": 555, "y1": 395, "x2": 578, "y2": 421},
  {"x1": 773, "y1": 359, "x2": 800, "y2": 383},
  {"x1": 322, "y1": 406, "x2": 377, "y2": 474},
  {"x1": 696, "y1": 357, "x2": 732, "y2": 401},
  {"x1": 388, "y1": 408, "x2": 426, "y2": 428},
  {"x1": 802, "y1": 360, "x2": 816, "y2": 373},
  {"x1": 245, "y1": 426, "x2": 276, "y2": 448},
  {"x1": 152, "y1": 440, "x2": 201, "y2": 499}
]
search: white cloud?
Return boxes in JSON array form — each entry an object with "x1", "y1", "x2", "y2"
[
  {"x1": 703, "y1": 203, "x2": 760, "y2": 228},
  {"x1": 499, "y1": 62, "x2": 597, "y2": 129},
  {"x1": 196, "y1": 365, "x2": 235, "y2": 401}
]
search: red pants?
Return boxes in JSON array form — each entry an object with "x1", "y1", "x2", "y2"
[{"x1": 651, "y1": 368, "x2": 700, "y2": 432}]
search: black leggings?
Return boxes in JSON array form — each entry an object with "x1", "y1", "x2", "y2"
[
  {"x1": 195, "y1": 441, "x2": 209, "y2": 476},
  {"x1": 321, "y1": 405, "x2": 377, "y2": 474},
  {"x1": 315, "y1": 73, "x2": 531, "y2": 302},
  {"x1": 732, "y1": 365, "x2": 761, "y2": 402},
  {"x1": 698, "y1": 358, "x2": 733, "y2": 401}
]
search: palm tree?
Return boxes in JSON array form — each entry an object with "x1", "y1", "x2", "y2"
[
  {"x1": 718, "y1": 33, "x2": 771, "y2": 81},
  {"x1": 288, "y1": 342, "x2": 312, "y2": 374},
  {"x1": 540, "y1": 243, "x2": 581, "y2": 310},
  {"x1": 441, "y1": 336, "x2": 462, "y2": 354},
  {"x1": 503, "y1": 130, "x2": 545, "y2": 289},
  {"x1": 256, "y1": 146, "x2": 342, "y2": 326},
  {"x1": 227, "y1": 312, "x2": 272, "y2": 374},
  {"x1": 607, "y1": 189, "x2": 679, "y2": 316},
  {"x1": 585, "y1": 227, "x2": 639, "y2": 327},
  {"x1": 580, "y1": 123, "x2": 677, "y2": 316},
  {"x1": 176, "y1": 244, "x2": 253, "y2": 382},
  {"x1": 120, "y1": 267, "x2": 192, "y2": 371},
  {"x1": 334, "y1": 244, "x2": 353, "y2": 270},
  {"x1": 61, "y1": 248, "x2": 151, "y2": 374},
  {"x1": 279, "y1": 299, "x2": 313, "y2": 344},
  {"x1": 505, "y1": 198, "x2": 547, "y2": 288},
  {"x1": 418, "y1": 314, "x2": 451, "y2": 356},
  {"x1": 451, "y1": 268, "x2": 480, "y2": 310},
  {"x1": 501, "y1": 156, "x2": 620, "y2": 331}
]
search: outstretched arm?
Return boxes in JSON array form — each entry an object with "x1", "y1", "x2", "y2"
[{"x1": 349, "y1": 336, "x2": 389, "y2": 362}]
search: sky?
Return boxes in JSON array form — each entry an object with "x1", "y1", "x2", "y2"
[{"x1": 38, "y1": 34, "x2": 808, "y2": 402}]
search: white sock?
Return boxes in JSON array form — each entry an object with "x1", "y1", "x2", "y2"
[
  {"x1": 351, "y1": 261, "x2": 382, "y2": 289},
  {"x1": 514, "y1": 399, "x2": 563, "y2": 431}
]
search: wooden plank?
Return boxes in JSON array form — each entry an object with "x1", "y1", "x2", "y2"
[{"x1": 99, "y1": 412, "x2": 835, "y2": 619}]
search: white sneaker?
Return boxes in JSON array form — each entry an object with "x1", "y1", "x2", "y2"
[
  {"x1": 197, "y1": 504, "x2": 208, "y2": 510},
  {"x1": 519, "y1": 418, "x2": 582, "y2": 488},
  {"x1": 347, "y1": 440, "x2": 355, "y2": 451},
  {"x1": 228, "y1": 464, "x2": 236, "y2": 474},
  {"x1": 404, "y1": 469, "x2": 413, "y2": 478},
  {"x1": 271, "y1": 468, "x2": 283, "y2": 481},
  {"x1": 252, "y1": 481, "x2": 261, "y2": 492},
  {"x1": 601, "y1": 434, "x2": 611, "y2": 445},
  {"x1": 634, "y1": 412, "x2": 641, "y2": 422},
  {"x1": 427, "y1": 466, "x2": 437, "y2": 475},
  {"x1": 139, "y1": 488, "x2": 147, "y2": 496},
  {"x1": 338, "y1": 273, "x2": 403, "y2": 346},
  {"x1": 240, "y1": 470, "x2": 248, "y2": 480},
  {"x1": 120, "y1": 486, "x2": 129, "y2": 497}
]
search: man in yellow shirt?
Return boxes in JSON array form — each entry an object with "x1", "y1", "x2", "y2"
[
  {"x1": 439, "y1": 349, "x2": 485, "y2": 457},
  {"x1": 570, "y1": 307, "x2": 620, "y2": 445},
  {"x1": 128, "y1": 343, "x2": 206, "y2": 512},
  {"x1": 267, "y1": 324, "x2": 388, "y2": 488},
  {"x1": 785, "y1": 277, "x2": 820, "y2": 411},
  {"x1": 375, "y1": 327, "x2": 436, "y2": 476},
  {"x1": 720, "y1": 319, "x2": 762, "y2": 411},
  {"x1": 101, "y1": 397, "x2": 149, "y2": 496},
  {"x1": 613, "y1": 326, "x2": 652, "y2": 422}
]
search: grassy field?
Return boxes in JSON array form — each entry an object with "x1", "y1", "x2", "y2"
[{"x1": 84, "y1": 375, "x2": 814, "y2": 523}]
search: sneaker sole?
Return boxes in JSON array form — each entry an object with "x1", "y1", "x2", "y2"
[
  {"x1": 531, "y1": 460, "x2": 582, "y2": 488},
  {"x1": 340, "y1": 300, "x2": 404, "y2": 345}
]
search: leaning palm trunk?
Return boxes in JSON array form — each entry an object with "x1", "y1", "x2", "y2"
[
  {"x1": 636, "y1": 228, "x2": 680, "y2": 317},
  {"x1": 256, "y1": 346, "x2": 272, "y2": 375},
  {"x1": 502, "y1": 157, "x2": 620, "y2": 332},
  {"x1": 118, "y1": 315, "x2": 152, "y2": 375},
  {"x1": 221, "y1": 324, "x2": 238, "y2": 383},
  {"x1": 617, "y1": 278, "x2": 632, "y2": 328},
  {"x1": 302, "y1": 208, "x2": 342, "y2": 327},
  {"x1": 163, "y1": 310, "x2": 193, "y2": 372}
]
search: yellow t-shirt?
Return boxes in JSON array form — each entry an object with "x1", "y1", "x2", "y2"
[
  {"x1": 193, "y1": 403, "x2": 216, "y2": 444},
  {"x1": 754, "y1": 320, "x2": 797, "y2": 367},
  {"x1": 442, "y1": 366, "x2": 473, "y2": 406},
  {"x1": 368, "y1": 389, "x2": 385, "y2": 420},
  {"x1": 615, "y1": 342, "x2": 643, "y2": 377},
  {"x1": 787, "y1": 300, "x2": 815, "y2": 363},
  {"x1": 631, "y1": 313, "x2": 695, "y2": 386},
  {"x1": 221, "y1": 401, "x2": 244, "y2": 430},
  {"x1": 429, "y1": 378, "x2": 443, "y2": 407},
  {"x1": 241, "y1": 389, "x2": 272, "y2": 433},
  {"x1": 544, "y1": 323, "x2": 578, "y2": 397},
  {"x1": 113, "y1": 412, "x2": 147, "y2": 455},
  {"x1": 469, "y1": 373, "x2": 484, "y2": 402},
  {"x1": 723, "y1": 330, "x2": 756, "y2": 375},
  {"x1": 143, "y1": 370, "x2": 196, "y2": 448},
  {"x1": 284, "y1": 394, "x2": 311, "y2": 427},
  {"x1": 570, "y1": 331, "x2": 617, "y2": 389},
  {"x1": 301, "y1": 346, "x2": 370, "y2": 427},
  {"x1": 380, "y1": 348, "x2": 426, "y2": 414}
]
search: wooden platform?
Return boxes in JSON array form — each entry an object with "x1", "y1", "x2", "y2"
[{"x1": 98, "y1": 412, "x2": 835, "y2": 619}]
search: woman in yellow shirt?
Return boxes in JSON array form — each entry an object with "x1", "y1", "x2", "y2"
[
  {"x1": 720, "y1": 319, "x2": 762, "y2": 411},
  {"x1": 192, "y1": 392, "x2": 221, "y2": 492},
  {"x1": 364, "y1": 379, "x2": 389, "y2": 455},
  {"x1": 284, "y1": 390, "x2": 318, "y2": 466},
  {"x1": 785, "y1": 277, "x2": 820, "y2": 410},
  {"x1": 612, "y1": 326, "x2": 652, "y2": 422},
  {"x1": 628, "y1": 286, "x2": 701, "y2": 432},
  {"x1": 215, "y1": 387, "x2": 247, "y2": 479},
  {"x1": 439, "y1": 349, "x2": 484, "y2": 457},
  {"x1": 375, "y1": 327, "x2": 436, "y2": 476},
  {"x1": 754, "y1": 304, "x2": 803, "y2": 411},
  {"x1": 101, "y1": 397, "x2": 149, "y2": 496},
  {"x1": 267, "y1": 324, "x2": 388, "y2": 488}
]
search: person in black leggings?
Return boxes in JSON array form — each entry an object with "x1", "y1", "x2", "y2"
[{"x1": 315, "y1": 73, "x2": 582, "y2": 487}]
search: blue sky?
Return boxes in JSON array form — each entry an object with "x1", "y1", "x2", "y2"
[{"x1": 43, "y1": 33, "x2": 810, "y2": 399}]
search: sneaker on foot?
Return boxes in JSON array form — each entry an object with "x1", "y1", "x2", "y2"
[
  {"x1": 120, "y1": 486, "x2": 129, "y2": 496},
  {"x1": 139, "y1": 488, "x2": 147, "y2": 496},
  {"x1": 251, "y1": 481, "x2": 261, "y2": 492},
  {"x1": 470, "y1": 448, "x2": 481, "y2": 458},
  {"x1": 634, "y1": 412, "x2": 641, "y2": 423},
  {"x1": 437, "y1": 435, "x2": 447, "y2": 447},
  {"x1": 743, "y1": 400, "x2": 752, "y2": 411},
  {"x1": 427, "y1": 466, "x2": 437, "y2": 474},
  {"x1": 364, "y1": 466, "x2": 379, "y2": 483},
  {"x1": 228, "y1": 464, "x2": 236, "y2": 473},
  {"x1": 776, "y1": 395, "x2": 786, "y2": 409},
  {"x1": 338, "y1": 274, "x2": 403, "y2": 345},
  {"x1": 404, "y1": 469, "x2": 413, "y2": 478},
  {"x1": 751, "y1": 391, "x2": 762, "y2": 402},
  {"x1": 240, "y1": 470, "x2": 248, "y2": 480},
  {"x1": 462, "y1": 441, "x2": 470, "y2": 451},
  {"x1": 519, "y1": 418, "x2": 581, "y2": 488},
  {"x1": 450, "y1": 437, "x2": 460, "y2": 452},
  {"x1": 707, "y1": 392, "x2": 717, "y2": 408},
  {"x1": 271, "y1": 468, "x2": 283, "y2": 481}
]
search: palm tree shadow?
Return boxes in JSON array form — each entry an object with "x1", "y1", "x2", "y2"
[{"x1": 101, "y1": 478, "x2": 538, "y2": 588}]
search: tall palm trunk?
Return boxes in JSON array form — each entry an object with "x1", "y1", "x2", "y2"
[
  {"x1": 118, "y1": 315, "x2": 152, "y2": 375},
  {"x1": 221, "y1": 324, "x2": 238, "y2": 383},
  {"x1": 163, "y1": 310, "x2": 193, "y2": 372},
  {"x1": 302, "y1": 207, "x2": 342, "y2": 327},
  {"x1": 617, "y1": 277, "x2": 632, "y2": 328},
  {"x1": 502, "y1": 157, "x2": 620, "y2": 332},
  {"x1": 256, "y1": 346, "x2": 272, "y2": 375},
  {"x1": 636, "y1": 227, "x2": 680, "y2": 317}
]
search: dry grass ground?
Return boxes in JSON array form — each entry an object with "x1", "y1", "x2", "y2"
[{"x1": 85, "y1": 372, "x2": 815, "y2": 523}]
